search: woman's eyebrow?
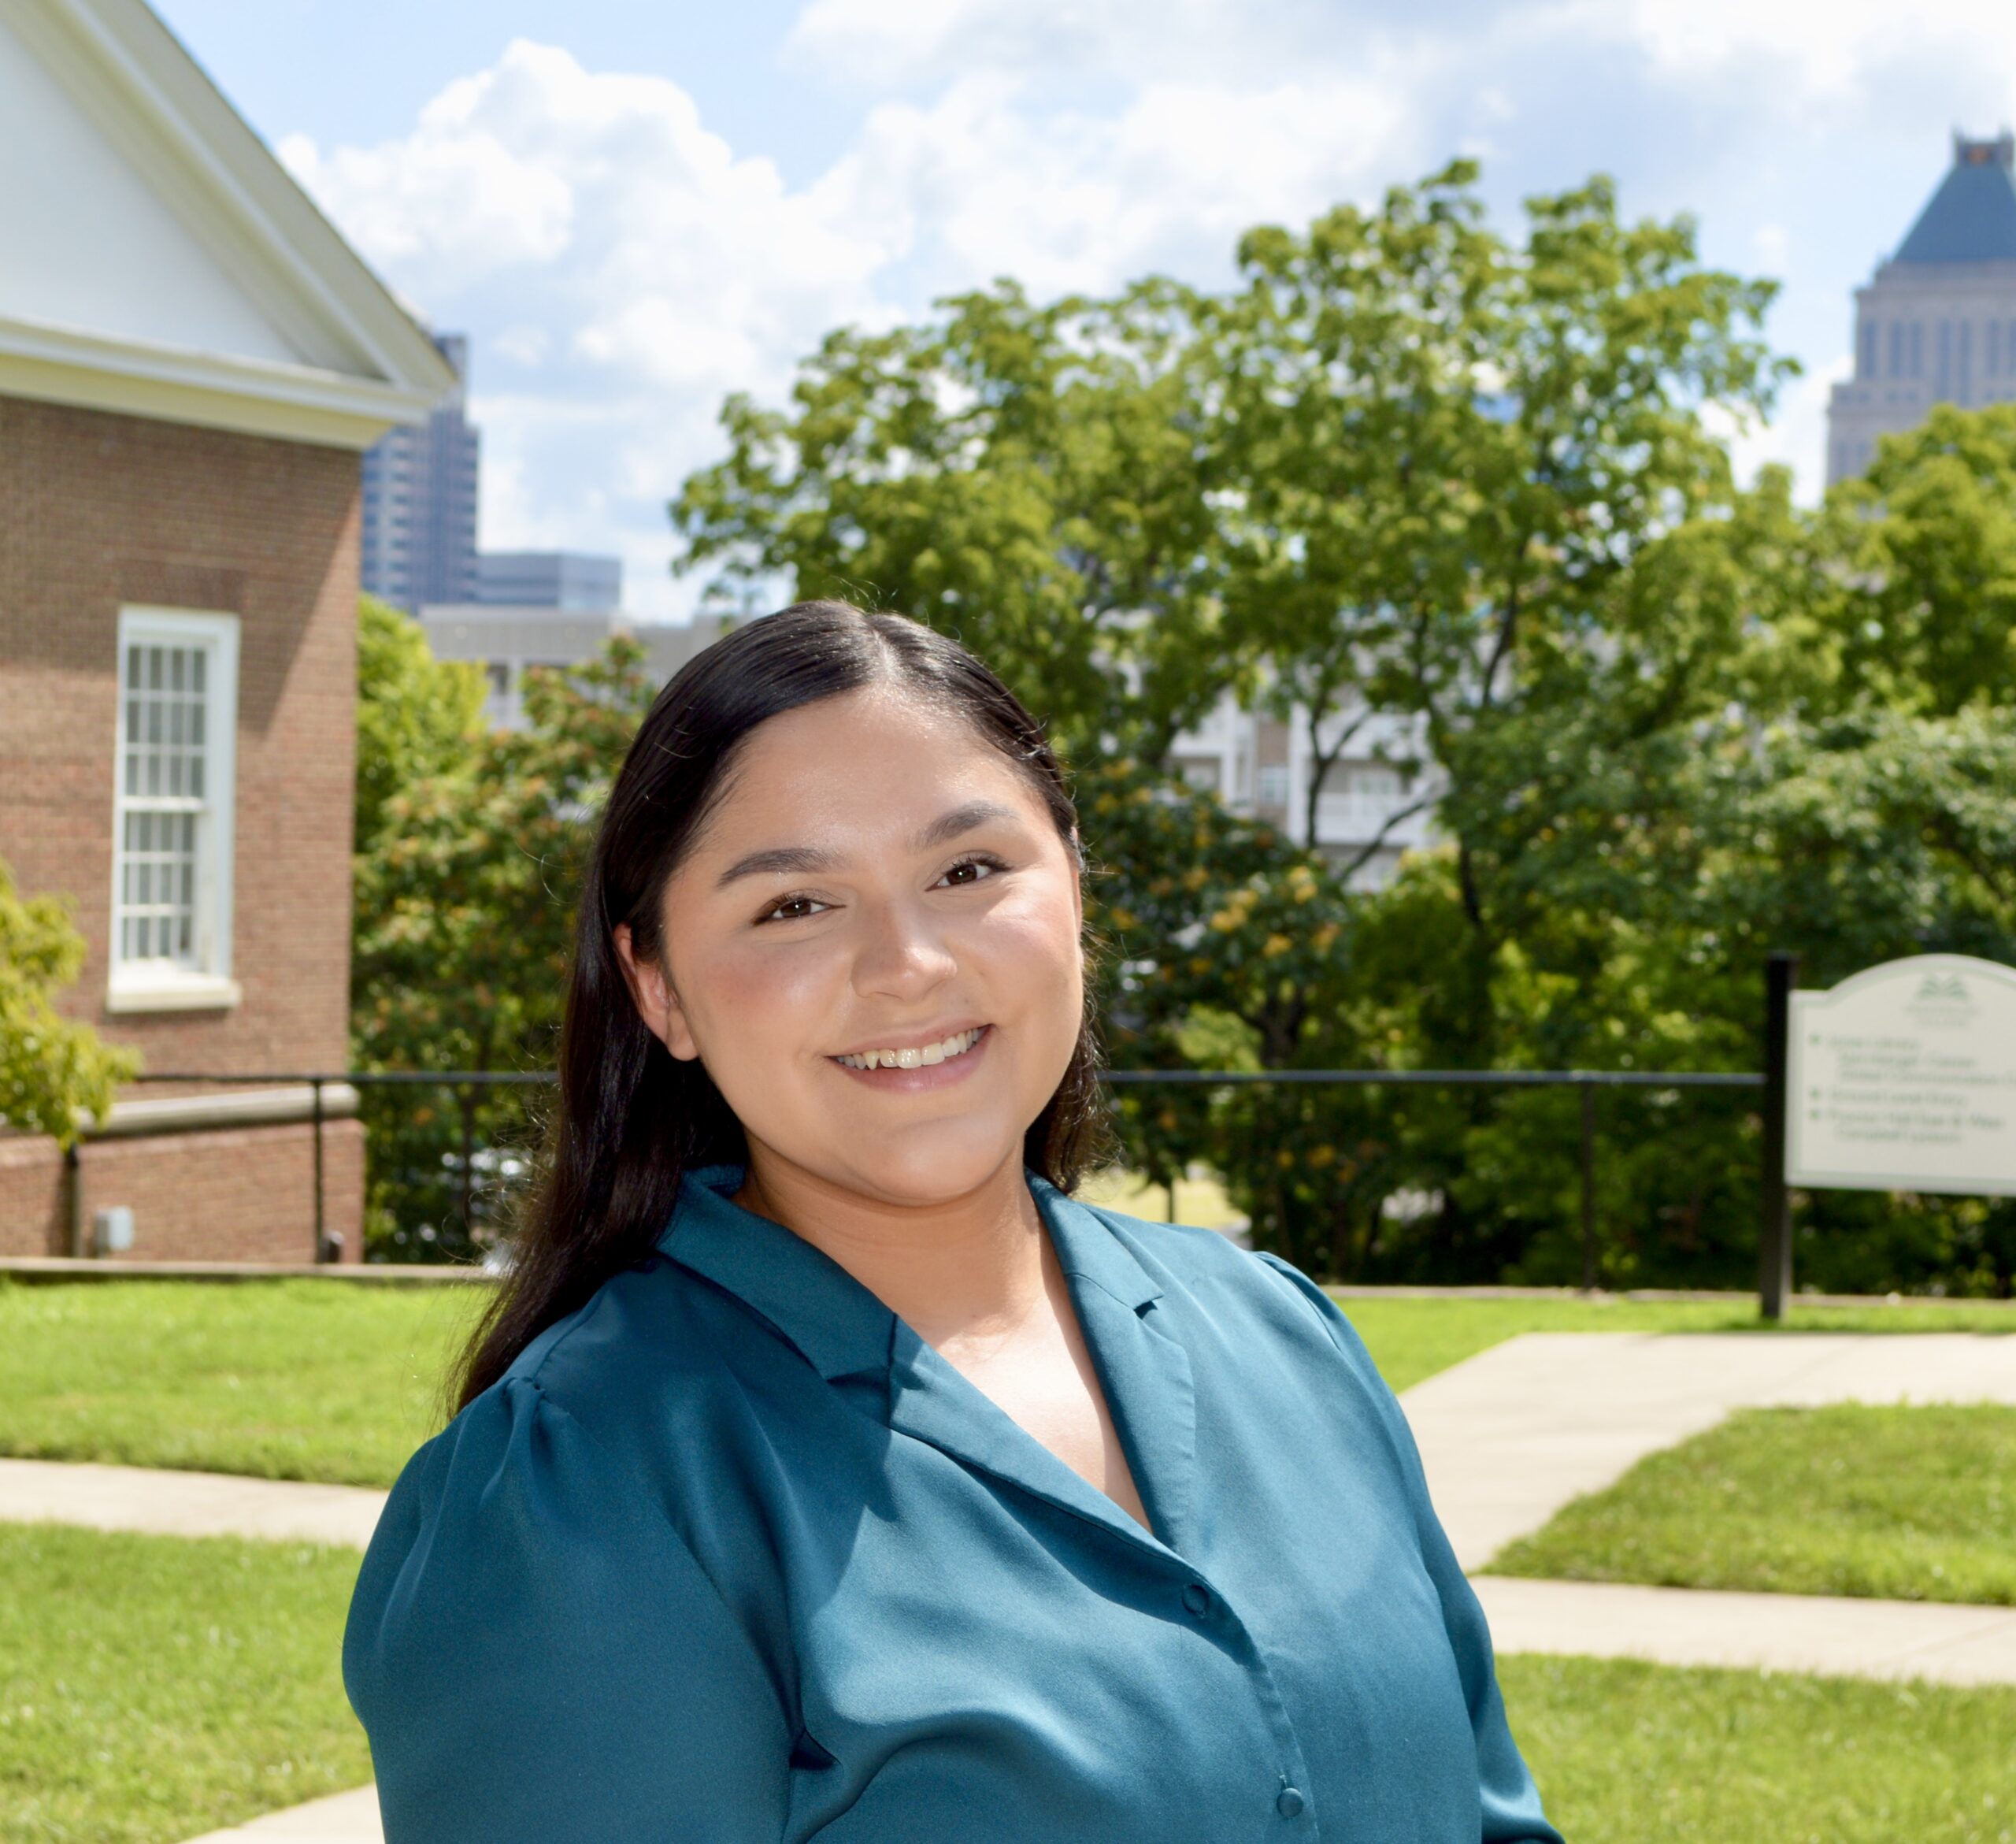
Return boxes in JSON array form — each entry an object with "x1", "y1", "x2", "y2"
[
  {"x1": 716, "y1": 845, "x2": 836, "y2": 887},
  {"x1": 715, "y1": 802, "x2": 1017, "y2": 889},
  {"x1": 912, "y1": 800, "x2": 1017, "y2": 852}
]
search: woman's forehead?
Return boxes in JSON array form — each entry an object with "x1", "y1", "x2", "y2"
[{"x1": 693, "y1": 688, "x2": 1046, "y2": 851}]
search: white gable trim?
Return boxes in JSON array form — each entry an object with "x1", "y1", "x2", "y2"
[
  {"x1": 0, "y1": 313, "x2": 444, "y2": 448},
  {"x1": 0, "y1": 0, "x2": 454, "y2": 447}
]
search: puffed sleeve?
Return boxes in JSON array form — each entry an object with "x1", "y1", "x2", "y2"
[
  {"x1": 1253, "y1": 1254, "x2": 1564, "y2": 1844},
  {"x1": 344, "y1": 1374, "x2": 793, "y2": 1843}
]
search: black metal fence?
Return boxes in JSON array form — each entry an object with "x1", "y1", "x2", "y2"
[{"x1": 126, "y1": 1062, "x2": 1768, "y2": 1297}]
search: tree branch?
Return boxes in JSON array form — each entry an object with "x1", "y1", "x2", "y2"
[
  {"x1": 1301, "y1": 700, "x2": 1374, "y2": 844},
  {"x1": 1335, "y1": 788, "x2": 1438, "y2": 882}
]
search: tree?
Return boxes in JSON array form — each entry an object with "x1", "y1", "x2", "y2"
[
  {"x1": 1817, "y1": 403, "x2": 2016, "y2": 716},
  {"x1": 672, "y1": 279, "x2": 1227, "y2": 757},
  {"x1": 1211, "y1": 161, "x2": 1500, "y2": 855},
  {"x1": 0, "y1": 855, "x2": 139, "y2": 1145},
  {"x1": 352, "y1": 613, "x2": 656, "y2": 1260},
  {"x1": 1221, "y1": 167, "x2": 1793, "y2": 967},
  {"x1": 354, "y1": 594, "x2": 487, "y2": 852}
]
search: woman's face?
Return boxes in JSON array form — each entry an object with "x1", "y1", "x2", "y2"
[{"x1": 616, "y1": 684, "x2": 1084, "y2": 1209}]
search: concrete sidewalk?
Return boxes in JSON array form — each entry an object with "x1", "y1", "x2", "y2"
[
  {"x1": 181, "y1": 1786, "x2": 384, "y2": 1843},
  {"x1": 1399, "y1": 1330, "x2": 2016, "y2": 1571},
  {"x1": 1474, "y1": 1575, "x2": 2016, "y2": 1686},
  {"x1": 0, "y1": 1457, "x2": 385, "y2": 1547}
]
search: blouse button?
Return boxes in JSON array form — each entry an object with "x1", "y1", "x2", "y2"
[
  {"x1": 1276, "y1": 1787, "x2": 1306, "y2": 1818},
  {"x1": 1180, "y1": 1581, "x2": 1213, "y2": 1616}
]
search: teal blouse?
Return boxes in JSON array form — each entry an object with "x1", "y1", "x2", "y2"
[{"x1": 345, "y1": 1166, "x2": 1561, "y2": 1843}]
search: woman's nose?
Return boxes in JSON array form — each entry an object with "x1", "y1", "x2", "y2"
[{"x1": 850, "y1": 896, "x2": 957, "y2": 999}]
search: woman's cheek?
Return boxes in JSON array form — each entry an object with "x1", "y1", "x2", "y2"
[
  {"x1": 697, "y1": 938, "x2": 841, "y2": 1065},
  {"x1": 960, "y1": 896, "x2": 1083, "y2": 1063},
  {"x1": 972, "y1": 881, "x2": 1081, "y2": 975}
]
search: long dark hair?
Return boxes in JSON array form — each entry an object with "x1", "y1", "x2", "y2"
[{"x1": 457, "y1": 600, "x2": 1108, "y2": 1408}]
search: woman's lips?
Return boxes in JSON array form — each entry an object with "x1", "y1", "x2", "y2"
[{"x1": 828, "y1": 1023, "x2": 992, "y2": 1091}]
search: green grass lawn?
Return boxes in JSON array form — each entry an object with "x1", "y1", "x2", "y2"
[
  {"x1": 1491, "y1": 1402, "x2": 2016, "y2": 1605},
  {"x1": 1506, "y1": 1653, "x2": 2016, "y2": 1844},
  {"x1": 0, "y1": 1278, "x2": 483, "y2": 1488},
  {"x1": 1, "y1": 1274, "x2": 2008, "y2": 1486},
  {"x1": 0, "y1": 1523, "x2": 369, "y2": 1844},
  {"x1": 1337, "y1": 1293, "x2": 2016, "y2": 1394}
]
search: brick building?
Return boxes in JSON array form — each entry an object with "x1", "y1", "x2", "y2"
[{"x1": 0, "y1": 0, "x2": 454, "y2": 1260}]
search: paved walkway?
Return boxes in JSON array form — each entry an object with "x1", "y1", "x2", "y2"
[
  {"x1": 182, "y1": 1788, "x2": 384, "y2": 1842},
  {"x1": 1401, "y1": 1330, "x2": 2016, "y2": 1571},
  {"x1": 1, "y1": 1330, "x2": 2010, "y2": 1844},
  {"x1": 0, "y1": 1457, "x2": 386, "y2": 1545},
  {"x1": 1473, "y1": 1577, "x2": 2016, "y2": 1686}
]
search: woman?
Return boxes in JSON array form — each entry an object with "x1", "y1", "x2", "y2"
[{"x1": 345, "y1": 601, "x2": 1561, "y2": 1844}]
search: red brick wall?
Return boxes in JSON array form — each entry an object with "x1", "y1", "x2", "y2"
[
  {"x1": 0, "y1": 393, "x2": 365, "y2": 1258},
  {"x1": 0, "y1": 1121, "x2": 365, "y2": 1263},
  {"x1": 0, "y1": 1136, "x2": 65, "y2": 1255},
  {"x1": 0, "y1": 393, "x2": 359, "y2": 1072}
]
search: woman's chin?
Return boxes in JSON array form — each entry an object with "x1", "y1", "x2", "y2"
[{"x1": 818, "y1": 1126, "x2": 1031, "y2": 1211}]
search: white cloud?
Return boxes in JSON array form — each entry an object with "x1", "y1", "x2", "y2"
[
  {"x1": 283, "y1": 39, "x2": 904, "y2": 618},
  {"x1": 491, "y1": 324, "x2": 550, "y2": 367},
  {"x1": 282, "y1": 31, "x2": 1432, "y2": 617},
  {"x1": 787, "y1": 0, "x2": 1347, "y2": 90},
  {"x1": 1615, "y1": 0, "x2": 2001, "y2": 91},
  {"x1": 824, "y1": 71, "x2": 1414, "y2": 299}
]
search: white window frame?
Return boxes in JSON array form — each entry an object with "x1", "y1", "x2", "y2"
[{"x1": 106, "y1": 607, "x2": 242, "y2": 1013}]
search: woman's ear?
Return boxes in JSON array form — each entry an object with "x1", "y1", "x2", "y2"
[{"x1": 612, "y1": 922, "x2": 701, "y2": 1061}]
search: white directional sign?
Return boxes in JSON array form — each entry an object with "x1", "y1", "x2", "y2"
[{"x1": 1787, "y1": 954, "x2": 2016, "y2": 1197}]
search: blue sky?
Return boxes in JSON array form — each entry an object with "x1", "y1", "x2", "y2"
[{"x1": 157, "y1": 0, "x2": 2016, "y2": 620}]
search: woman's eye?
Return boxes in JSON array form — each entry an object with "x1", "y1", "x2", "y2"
[
  {"x1": 936, "y1": 855, "x2": 1005, "y2": 889},
  {"x1": 758, "y1": 894, "x2": 828, "y2": 923}
]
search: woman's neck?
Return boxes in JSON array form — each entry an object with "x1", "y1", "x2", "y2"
[{"x1": 732, "y1": 1147, "x2": 1048, "y2": 1351}]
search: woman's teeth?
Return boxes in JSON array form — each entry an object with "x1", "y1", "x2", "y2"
[{"x1": 837, "y1": 1027, "x2": 984, "y2": 1071}]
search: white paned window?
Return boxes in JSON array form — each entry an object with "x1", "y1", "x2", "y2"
[{"x1": 108, "y1": 609, "x2": 240, "y2": 1011}]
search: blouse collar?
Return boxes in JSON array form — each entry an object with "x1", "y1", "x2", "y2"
[
  {"x1": 657, "y1": 1162, "x2": 1196, "y2": 1562},
  {"x1": 656, "y1": 1162, "x2": 1163, "y2": 1382}
]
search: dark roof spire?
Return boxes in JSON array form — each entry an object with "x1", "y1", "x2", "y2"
[{"x1": 1893, "y1": 131, "x2": 2016, "y2": 264}]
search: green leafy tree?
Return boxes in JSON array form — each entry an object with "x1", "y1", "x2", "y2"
[
  {"x1": 1820, "y1": 403, "x2": 2016, "y2": 715},
  {"x1": 672, "y1": 280, "x2": 1227, "y2": 756},
  {"x1": 354, "y1": 595, "x2": 487, "y2": 852},
  {"x1": 1077, "y1": 756, "x2": 1349, "y2": 1259},
  {"x1": 352, "y1": 618, "x2": 655, "y2": 1260},
  {"x1": 1194, "y1": 169, "x2": 1803, "y2": 1279},
  {"x1": 1222, "y1": 167, "x2": 1792, "y2": 966},
  {"x1": 1211, "y1": 161, "x2": 1500, "y2": 852},
  {"x1": 0, "y1": 856, "x2": 139, "y2": 1145},
  {"x1": 1696, "y1": 704, "x2": 2016, "y2": 1296}
]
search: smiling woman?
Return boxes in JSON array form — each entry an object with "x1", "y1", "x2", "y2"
[{"x1": 342, "y1": 601, "x2": 1562, "y2": 1844}]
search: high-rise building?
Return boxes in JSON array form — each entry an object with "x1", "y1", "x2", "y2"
[
  {"x1": 1827, "y1": 132, "x2": 2016, "y2": 484},
  {"x1": 360, "y1": 332, "x2": 480, "y2": 610},
  {"x1": 475, "y1": 551, "x2": 622, "y2": 610}
]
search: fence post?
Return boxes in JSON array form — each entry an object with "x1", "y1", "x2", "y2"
[
  {"x1": 1578, "y1": 1081, "x2": 1598, "y2": 1291},
  {"x1": 310, "y1": 1077, "x2": 327, "y2": 1262},
  {"x1": 64, "y1": 1141, "x2": 83, "y2": 1259},
  {"x1": 1758, "y1": 951, "x2": 1799, "y2": 1320},
  {"x1": 458, "y1": 1081, "x2": 478, "y2": 1248}
]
